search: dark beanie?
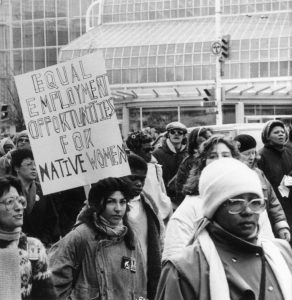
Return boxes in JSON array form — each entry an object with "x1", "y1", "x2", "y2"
[
  {"x1": 261, "y1": 120, "x2": 286, "y2": 144},
  {"x1": 234, "y1": 134, "x2": 257, "y2": 152}
]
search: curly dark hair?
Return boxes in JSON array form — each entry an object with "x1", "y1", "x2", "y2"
[
  {"x1": 126, "y1": 131, "x2": 152, "y2": 152},
  {"x1": 183, "y1": 135, "x2": 240, "y2": 195},
  {"x1": 187, "y1": 127, "x2": 213, "y2": 155},
  {"x1": 0, "y1": 175, "x2": 23, "y2": 198},
  {"x1": 78, "y1": 177, "x2": 136, "y2": 250}
]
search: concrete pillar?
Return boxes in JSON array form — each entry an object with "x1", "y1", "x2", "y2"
[
  {"x1": 235, "y1": 102, "x2": 245, "y2": 123},
  {"x1": 122, "y1": 104, "x2": 129, "y2": 138}
]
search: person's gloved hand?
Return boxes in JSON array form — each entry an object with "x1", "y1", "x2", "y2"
[{"x1": 278, "y1": 228, "x2": 291, "y2": 242}]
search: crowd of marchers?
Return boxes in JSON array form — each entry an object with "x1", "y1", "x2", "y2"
[{"x1": 0, "y1": 119, "x2": 292, "y2": 300}]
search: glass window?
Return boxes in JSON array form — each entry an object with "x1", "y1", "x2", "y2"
[
  {"x1": 13, "y1": 50, "x2": 22, "y2": 74},
  {"x1": 193, "y1": 65, "x2": 201, "y2": 80},
  {"x1": 230, "y1": 63, "x2": 240, "y2": 78},
  {"x1": 35, "y1": 48, "x2": 45, "y2": 70},
  {"x1": 45, "y1": 0, "x2": 56, "y2": 18},
  {"x1": 13, "y1": 23, "x2": 21, "y2": 48},
  {"x1": 33, "y1": 0, "x2": 44, "y2": 19},
  {"x1": 69, "y1": 0, "x2": 80, "y2": 17},
  {"x1": 34, "y1": 21, "x2": 45, "y2": 47},
  {"x1": 57, "y1": 19, "x2": 68, "y2": 46},
  {"x1": 57, "y1": 0, "x2": 68, "y2": 17},
  {"x1": 23, "y1": 49, "x2": 33, "y2": 72},
  {"x1": 148, "y1": 68, "x2": 157, "y2": 82},
  {"x1": 11, "y1": 0, "x2": 21, "y2": 21},
  {"x1": 46, "y1": 48, "x2": 57, "y2": 67},
  {"x1": 22, "y1": 0, "x2": 33, "y2": 20},
  {"x1": 157, "y1": 67, "x2": 165, "y2": 82},
  {"x1": 250, "y1": 62, "x2": 259, "y2": 77},
  {"x1": 46, "y1": 20, "x2": 57, "y2": 47},
  {"x1": 69, "y1": 18, "x2": 81, "y2": 41},
  {"x1": 260, "y1": 62, "x2": 268, "y2": 77},
  {"x1": 270, "y1": 62, "x2": 278, "y2": 76},
  {"x1": 166, "y1": 55, "x2": 175, "y2": 65},
  {"x1": 240, "y1": 63, "x2": 249, "y2": 78},
  {"x1": 23, "y1": 22, "x2": 33, "y2": 48},
  {"x1": 184, "y1": 66, "x2": 192, "y2": 80},
  {"x1": 280, "y1": 61, "x2": 288, "y2": 76},
  {"x1": 175, "y1": 66, "x2": 183, "y2": 81},
  {"x1": 129, "y1": 108, "x2": 141, "y2": 132},
  {"x1": 166, "y1": 67, "x2": 175, "y2": 81}
]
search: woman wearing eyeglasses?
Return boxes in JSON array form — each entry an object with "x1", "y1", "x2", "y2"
[
  {"x1": 0, "y1": 175, "x2": 57, "y2": 300},
  {"x1": 10, "y1": 148, "x2": 59, "y2": 247}
]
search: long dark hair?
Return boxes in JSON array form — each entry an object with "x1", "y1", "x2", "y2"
[
  {"x1": 183, "y1": 135, "x2": 239, "y2": 195},
  {"x1": 78, "y1": 177, "x2": 136, "y2": 250}
]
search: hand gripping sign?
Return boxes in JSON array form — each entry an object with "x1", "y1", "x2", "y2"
[{"x1": 14, "y1": 52, "x2": 130, "y2": 195}]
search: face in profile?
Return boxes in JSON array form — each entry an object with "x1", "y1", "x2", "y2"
[
  {"x1": 240, "y1": 148, "x2": 256, "y2": 168},
  {"x1": 100, "y1": 191, "x2": 127, "y2": 226},
  {"x1": 205, "y1": 142, "x2": 232, "y2": 166},
  {"x1": 15, "y1": 158, "x2": 37, "y2": 182},
  {"x1": 0, "y1": 186, "x2": 25, "y2": 231}
]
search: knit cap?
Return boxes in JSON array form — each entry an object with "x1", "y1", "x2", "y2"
[
  {"x1": 234, "y1": 134, "x2": 256, "y2": 152},
  {"x1": 166, "y1": 121, "x2": 187, "y2": 133},
  {"x1": 199, "y1": 158, "x2": 263, "y2": 219},
  {"x1": 261, "y1": 120, "x2": 287, "y2": 144}
]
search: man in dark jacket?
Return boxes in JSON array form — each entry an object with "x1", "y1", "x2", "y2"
[{"x1": 153, "y1": 121, "x2": 187, "y2": 208}]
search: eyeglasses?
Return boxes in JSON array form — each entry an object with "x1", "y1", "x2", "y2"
[
  {"x1": 18, "y1": 138, "x2": 29, "y2": 143},
  {"x1": 169, "y1": 129, "x2": 184, "y2": 135},
  {"x1": 224, "y1": 198, "x2": 266, "y2": 215},
  {"x1": 21, "y1": 162, "x2": 36, "y2": 168},
  {"x1": 0, "y1": 196, "x2": 27, "y2": 211}
]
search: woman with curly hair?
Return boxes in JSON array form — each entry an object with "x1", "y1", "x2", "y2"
[{"x1": 49, "y1": 177, "x2": 147, "y2": 300}]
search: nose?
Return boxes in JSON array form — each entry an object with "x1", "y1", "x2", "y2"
[
  {"x1": 240, "y1": 204, "x2": 253, "y2": 216},
  {"x1": 114, "y1": 203, "x2": 122, "y2": 212},
  {"x1": 14, "y1": 200, "x2": 24, "y2": 211}
]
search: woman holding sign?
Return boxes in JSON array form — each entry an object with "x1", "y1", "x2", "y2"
[{"x1": 49, "y1": 177, "x2": 147, "y2": 300}]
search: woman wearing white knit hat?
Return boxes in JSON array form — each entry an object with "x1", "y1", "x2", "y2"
[{"x1": 156, "y1": 158, "x2": 292, "y2": 300}]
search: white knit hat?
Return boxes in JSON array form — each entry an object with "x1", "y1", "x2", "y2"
[{"x1": 199, "y1": 158, "x2": 263, "y2": 219}]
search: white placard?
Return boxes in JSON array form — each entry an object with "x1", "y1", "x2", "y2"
[{"x1": 14, "y1": 52, "x2": 131, "y2": 195}]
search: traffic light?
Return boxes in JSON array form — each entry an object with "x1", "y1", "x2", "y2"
[
  {"x1": 0, "y1": 104, "x2": 9, "y2": 120},
  {"x1": 219, "y1": 34, "x2": 230, "y2": 62},
  {"x1": 201, "y1": 88, "x2": 216, "y2": 107}
]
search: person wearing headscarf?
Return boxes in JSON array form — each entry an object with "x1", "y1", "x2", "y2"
[
  {"x1": 175, "y1": 127, "x2": 213, "y2": 206},
  {"x1": 234, "y1": 134, "x2": 290, "y2": 242},
  {"x1": 0, "y1": 137, "x2": 15, "y2": 157},
  {"x1": 156, "y1": 158, "x2": 292, "y2": 300},
  {"x1": 258, "y1": 120, "x2": 292, "y2": 242},
  {"x1": 0, "y1": 175, "x2": 56, "y2": 300},
  {"x1": 49, "y1": 177, "x2": 147, "y2": 300},
  {"x1": 0, "y1": 130, "x2": 30, "y2": 176},
  {"x1": 152, "y1": 121, "x2": 188, "y2": 208}
]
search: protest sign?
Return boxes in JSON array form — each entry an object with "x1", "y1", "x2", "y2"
[{"x1": 14, "y1": 51, "x2": 131, "y2": 195}]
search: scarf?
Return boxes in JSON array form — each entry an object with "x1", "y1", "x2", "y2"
[
  {"x1": 0, "y1": 239, "x2": 21, "y2": 300},
  {"x1": 0, "y1": 227, "x2": 21, "y2": 241},
  {"x1": 197, "y1": 228, "x2": 292, "y2": 300},
  {"x1": 94, "y1": 215, "x2": 127, "y2": 237}
]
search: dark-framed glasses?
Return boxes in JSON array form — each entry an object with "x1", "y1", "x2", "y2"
[
  {"x1": 169, "y1": 129, "x2": 184, "y2": 135},
  {"x1": 0, "y1": 196, "x2": 27, "y2": 211},
  {"x1": 225, "y1": 198, "x2": 266, "y2": 215}
]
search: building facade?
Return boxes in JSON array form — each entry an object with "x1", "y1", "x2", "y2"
[
  {"x1": 59, "y1": 0, "x2": 292, "y2": 135},
  {"x1": 1, "y1": 0, "x2": 292, "y2": 135}
]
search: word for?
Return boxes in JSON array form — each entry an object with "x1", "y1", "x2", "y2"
[
  {"x1": 27, "y1": 98, "x2": 115, "y2": 139},
  {"x1": 26, "y1": 74, "x2": 109, "y2": 118}
]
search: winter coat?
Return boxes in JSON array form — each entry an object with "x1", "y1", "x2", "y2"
[
  {"x1": 0, "y1": 232, "x2": 57, "y2": 300},
  {"x1": 22, "y1": 181, "x2": 59, "y2": 247},
  {"x1": 152, "y1": 139, "x2": 187, "y2": 202},
  {"x1": 49, "y1": 223, "x2": 147, "y2": 300},
  {"x1": 254, "y1": 167, "x2": 289, "y2": 236},
  {"x1": 156, "y1": 223, "x2": 292, "y2": 300},
  {"x1": 258, "y1": 144, "x2": 292, "y2": 231},
  {"x1": 175, "y1": 154, "x2": 197, "y2": 205}
]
